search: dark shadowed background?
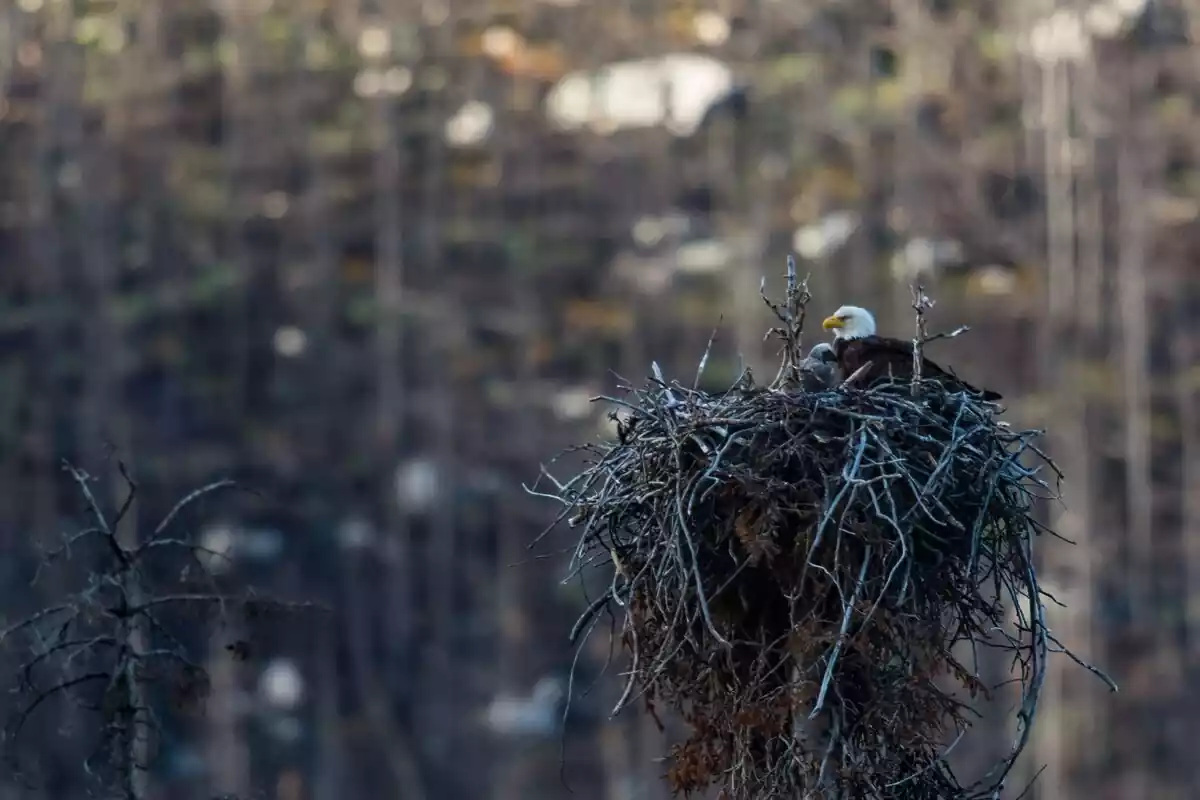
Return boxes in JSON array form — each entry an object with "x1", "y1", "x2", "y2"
[{"x1": 0, "y1": 1, "x2": 1197, "y2": 798}]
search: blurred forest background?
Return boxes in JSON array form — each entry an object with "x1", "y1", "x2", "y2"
[{"x1": 0, "y1": 0, "x2": 1198, "y2": 798}]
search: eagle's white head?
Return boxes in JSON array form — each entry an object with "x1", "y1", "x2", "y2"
[{"x1": 822, "y1": 305, "x2": 876, "y2": 340}]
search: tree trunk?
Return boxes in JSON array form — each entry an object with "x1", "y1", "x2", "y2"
[{"x1": 1032, "y1": 54, "x2": 1074, "y2": 800}]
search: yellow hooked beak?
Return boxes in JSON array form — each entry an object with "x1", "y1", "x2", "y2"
[{"x1": 822, "y1": 315, "x2": 845, "y2": 330}]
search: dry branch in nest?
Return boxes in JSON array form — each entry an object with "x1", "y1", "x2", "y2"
[{"x1": 529, "y1": 258, "x2": 1115, "y2": 799}]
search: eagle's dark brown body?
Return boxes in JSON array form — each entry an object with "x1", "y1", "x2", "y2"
[{"x1": 833, "y1": 336, "x2": 1002, "y2": 401}]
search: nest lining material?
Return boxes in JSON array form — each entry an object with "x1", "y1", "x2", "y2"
[{"x1": 530, "y1": 269, "x2": 1113, "y2": 799}]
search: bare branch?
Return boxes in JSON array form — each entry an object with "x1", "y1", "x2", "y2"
[
  {"x1": 0, "y1": 605, "x2": 76, "y2": 647},
  {"x1": 63, "y1": 462, "x2": 131, "y2": 569},
  {"x1": 146, "y1": 479, "x2": 238, "y2": 544},
  {"x1": 761, "y1": 254, "x2": 813, "y2": 390},
  {"x1": 910, "y1": 284, "x2": 934, "y2": 392},
  {"x1": 8, "y1": 672, "x2": 112, "y2": 741}
]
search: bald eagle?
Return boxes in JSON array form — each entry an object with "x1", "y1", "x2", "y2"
[
  {"x1": 821, "y1": 305, "x2": 1002, "y2": 402},
  {"x1": 799, "y1": 342, "x2": 839, "y2": 392}
]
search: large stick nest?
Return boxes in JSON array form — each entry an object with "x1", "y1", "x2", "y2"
[{"x1": 531, "y1": 265, "x2": 1112, "y2": 799}]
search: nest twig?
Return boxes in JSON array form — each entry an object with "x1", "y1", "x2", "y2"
[{"x1": 529, "y1": 260, "x2": 1114, "y2": 799}]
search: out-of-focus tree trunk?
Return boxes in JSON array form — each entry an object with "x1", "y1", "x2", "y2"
[
  {"x1": 313, "y1": 617, "x2": 344, "y2": 800},
  {"x1": 24, "y1": 7, "x2": 81, "y2": 792},
  {"x1": 490, "y1": 167, "x2": 526, "y2": 800},
  {"x1": 492, "y1": 399, "x2": 534, "y2": 800},
  {"x1": 80, "y1": 8, "x2": 153, "y2": 795},
  {"x1": 72, "y1": 12, "x2": 114, "y2": 477},
  {"x1": 722, "y1": 9, "x2": 772, "y2": 377},
  {"x1": 20, "y1": 121, "x2": 62, "y2": 800},
  {"x1": 487, "y1": 4, "x2": 550, "y2": 796},
  {"x1": 342, "y1": 543, "x2": 427, "y2": 798},
  {"x1": 205, "y1": 618, "x2": 251, "y2": 796},
  {"x1": 424, "y1": 332, "x2": 459, "y2": 783},
  {"x1": 1032, "y1": 53, "x2": 1069, "y2": 800},
  {"x1": 1034, "y1": 42, "x2": 1123, "y2": 797},
  {"x1": 26, "y1": 0, "x2": 66, "y2": 560},
  {"x1": 217, "y1": 0, "x2": 255, "y2": 440},
  {"x1": 1068, "y1": 47, "x2": 1107, "y2": 788},
  {"x1": 326, "y1": 7, "x2": 428, "y2": 795},
  {"x1": 1115, "y1": 55, "x2": 1157, "y2": 799},
  {"x1": 211, "y1": 6, "x2": 259, "y2": 795},
  {"x1": 1113, "y1": 53, "x2": 1161, "y2": 796},
  {"x1": 1175, "y1": 12, "x2": 1200, "y2": 800},
  {"x1": 1173, "y1": 298, "x2": 1200, "y2": 796},
  {"x1": 366, "y1": 19, "x2": 423, "y2": 800},
  {"x1": 598, "y1": 719, "x2": 632, "y2": 800},
  {"x1": 1116, "y1": 67, "x2": 1152, "y2": 639},
  {"x1": 416, "y1": 19, "x2": 459, "y2": 791}
]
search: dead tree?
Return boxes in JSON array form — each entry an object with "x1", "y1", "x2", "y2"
[{"x1": 0, "y1": 461, "x2": 315, "y2": 800}]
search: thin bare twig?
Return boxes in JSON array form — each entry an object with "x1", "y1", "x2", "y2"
[
  {"x1": 761, "y1": 254, "x2": 813, "y2": 390},
  {"x1": 911, "y1": 284, "x2": 934, "y2": 392}
]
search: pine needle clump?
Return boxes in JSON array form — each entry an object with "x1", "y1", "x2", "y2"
[{"x1": 531, "y1": 259, "x2": 1114, "y2": 799}]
